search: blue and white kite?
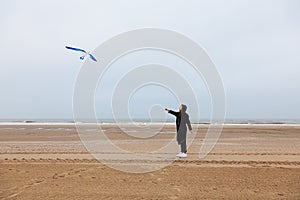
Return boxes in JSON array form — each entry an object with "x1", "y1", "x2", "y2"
[{"x1": 65, "y1": 46, "x2": 97, "y2": 62}]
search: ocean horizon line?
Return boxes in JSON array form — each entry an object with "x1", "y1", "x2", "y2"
[{"x1": 0, "y1": 119, "x2": 300, "y2": 125}]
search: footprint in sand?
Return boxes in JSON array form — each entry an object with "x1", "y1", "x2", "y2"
[
  {"x1": 52, "y1": 173, "x2": 58, "y2": 179},
  {"x1": 170, "y1": 185, "x2": 181, "y2": 192}
]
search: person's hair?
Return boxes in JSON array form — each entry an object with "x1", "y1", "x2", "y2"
[{"x1": 181, "y1": 104, "x2": 187, "y2": 113}]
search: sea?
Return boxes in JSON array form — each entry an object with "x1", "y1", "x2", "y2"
[{"x1": 0, "y1": 119, "x2": 300, "y2": 126}]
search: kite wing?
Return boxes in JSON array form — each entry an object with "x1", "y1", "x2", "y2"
[
  {"x1": 65, "y1": 46, "x2": 86, "y2": 53},
  {"x1": 89, "y1": 54, "x2": 97, "y2": 62}
]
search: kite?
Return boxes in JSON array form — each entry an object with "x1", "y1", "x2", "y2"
[{"x1": 65, "y1": 46, "x2": 97, "y2": 62}]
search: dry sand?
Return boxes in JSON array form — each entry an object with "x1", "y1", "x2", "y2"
[{"x1": 0, "y1": 124, "x2": 300, "y2": 199}]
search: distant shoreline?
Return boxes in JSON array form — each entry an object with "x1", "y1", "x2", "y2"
[{"x1": 0, "y1": 121, "x2": 300, "y2": 126}]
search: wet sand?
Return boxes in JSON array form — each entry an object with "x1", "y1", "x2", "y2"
[{"x1": 1, "y1": 124, "x2": 300, "y2": 199}]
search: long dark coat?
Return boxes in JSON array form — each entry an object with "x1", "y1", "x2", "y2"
[{"x1": 168, "y1": 110, "x2": 192, "y2": 144}]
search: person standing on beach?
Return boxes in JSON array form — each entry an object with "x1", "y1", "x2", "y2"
[{"x1": 165, "y1": 104, "x2": 192, "y2": 158}]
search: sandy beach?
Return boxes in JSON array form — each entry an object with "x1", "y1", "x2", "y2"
[{"x1": 1, "y1": 124, "x2": 300, "y2": 199}]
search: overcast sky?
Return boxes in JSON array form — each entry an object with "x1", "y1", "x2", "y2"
[{"x1": 1, "y1": 0, "x2": 299, "y2": 120}]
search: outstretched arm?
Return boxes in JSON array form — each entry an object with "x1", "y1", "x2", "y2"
[
  {"x1": 187, "y1": 117, "x2": 192, "y2": 131},
  {"x1": 165, "y1": 108, "x2": 179, "y2": 117}
]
